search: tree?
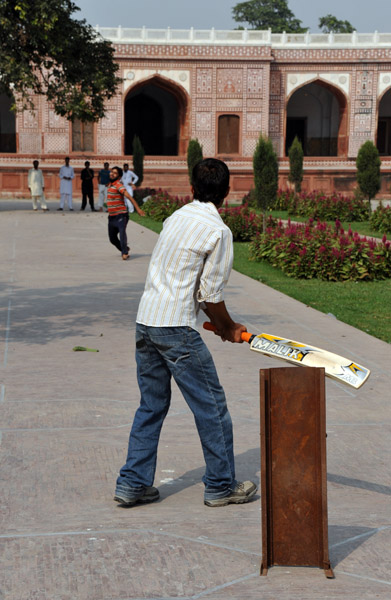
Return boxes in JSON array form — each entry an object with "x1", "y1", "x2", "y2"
[
  {"x1": 356, "y1": 141, "x2": 381, "y2": 214},
  {"x1": 288, "y1": 136, "x2": 304, "y2": 193},
  {"x1": 253, "y1": 134, "x2": 279, "y2": 232},
  {"x1": 187, "y1": 139, "x2": 203, "y2": 186},
  {"x1": 319, "y1": 14, "x2": 355, "y2": 33},
  {"x1": 132, "y1": 135, "x2": 144, "y2": 188},
  {"x1": 232, "y1": 0, "x2": 307, "y2": 33},
  {"x1": 0, "y1": 0, "x2": 122, "y2": 121}
]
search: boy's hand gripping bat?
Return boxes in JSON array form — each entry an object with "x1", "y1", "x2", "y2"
[{"x1": 203, "y1": 322, "x2": 370, "y2": 389}]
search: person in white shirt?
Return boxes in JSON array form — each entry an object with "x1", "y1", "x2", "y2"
[
  {"x1": 114, "y1": 158, "x2": 257, "y2": 509},
  {"x1": 58, "y1": 157, "x2": 75, "y2": 211},
  {"x1": 121, "y1": 163, "x2": 139, "y2": 212},
  {"x1": 28, "y1": 160, "x2": 49, "y2": 211}
]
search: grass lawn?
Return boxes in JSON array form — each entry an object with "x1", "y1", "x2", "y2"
[{"x1": 130, "y1": 213, "x2": 391, "y2": 344}]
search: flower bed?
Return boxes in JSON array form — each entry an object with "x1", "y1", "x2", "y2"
[
  {"x1": 370, "y1": 203, "x2": 391, "y2": 234},
  {"x1": 242, "y1": 189, "x2": 369, "y2": 221},
  {"x1": 249, "y1": 219, "x2": 391, "y2": 281},
  {"x1": 218, "y1": 203, "x2": 269, "y2": 241},
  {"x1": 143, "y1": 190, "x2": 191, "y2": 221},
  {"x1": 287, "y1": 191, "x2": 369, "y2": 221}
]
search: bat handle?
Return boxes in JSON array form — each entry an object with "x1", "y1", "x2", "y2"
[{"x1": 202, "y1": 321, "x2": 253, "y2": 344}]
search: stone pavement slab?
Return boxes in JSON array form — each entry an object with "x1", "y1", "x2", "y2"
[{"x1": 0, "y1": 199, "x2": 390, "y2": 599}]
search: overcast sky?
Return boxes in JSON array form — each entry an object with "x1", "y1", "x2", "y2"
[{"x1": 75, "y1": 0, "x2": 391, "y2": 32}]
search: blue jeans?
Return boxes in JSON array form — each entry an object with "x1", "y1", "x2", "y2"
[
  {"x1": 108, "y1": 213, "x2": 129, "y2": 255},
  {"x1": 116, "y1": 324, "x2": 236, "y2": 500}
]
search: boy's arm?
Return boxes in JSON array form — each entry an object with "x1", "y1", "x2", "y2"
[{"x1": 203, "y1": 301, "x2": 246, "y2": 343}]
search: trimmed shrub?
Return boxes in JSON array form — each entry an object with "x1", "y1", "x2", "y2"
[
  {"x1": 370, "y1": 203, "x2": 391, "y2": 234},
  {"x1": 187, "y1": 138, "x2": 203, "y2": 185},
  {"x1": 356, "y1": 140, "x2": 381, "y2": 211},
  {"x1": 288, "y1": 136, "x2": 304, "y2": 193},
  {"x1": 132, "y1": 135, "x2": 144, "y2": 187},
  {"x1": 143, "y1": 190, "x2": 191, "y2": 221},
  {"x1": 249, "y1": 218, "x2": 391, "y2": 281},
  {"x1": 253, "y1": 134, "x2": 279, "y2": 231}
]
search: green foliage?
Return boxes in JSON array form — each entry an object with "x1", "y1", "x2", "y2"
[
  {"x1": 356, "y1": 141, "x2": 381, "y2": 204},
  {"x1": 187, "y1": 139, "x2": 203, "y2": 185},
  {"x1": 0, "y1": 0, "x2": 121, "y2": 121},
  {"x1": 370, "y1": 203, "x2": 391, "y2": 234},
  {"x1": 249, "y1": 219, "x2": 391, "y2": 281},
  {"x1": 232, "y1": 0, "x2": 307, "y2": 33},
  {"x1": 288, "y1": 136, "x2": 303, "y2": 193},
  {"x1": 143, "y1": 190, "x2": 191, "y2": 221},
  {"x1": 132, "y1": 135, "x2": 144, "y2": 188},
  {"x1": 319, "y1": 14, "x2": 355, "y2": 33},
  {"x1": 253, "y1": 134, "x2": 279, "y2": 229}
]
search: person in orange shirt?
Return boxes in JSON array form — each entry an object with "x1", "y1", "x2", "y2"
[{"x1": 106, "y1": 166, "x2": 145, "y2": 260}]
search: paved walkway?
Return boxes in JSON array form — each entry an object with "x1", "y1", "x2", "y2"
[{"x1": 1, "y1": 198, "x2": 390, "y2": 600}]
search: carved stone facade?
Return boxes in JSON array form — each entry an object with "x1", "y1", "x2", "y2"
[{"x1": 1, "y1": 29, "x2": 391, "y2": 198}]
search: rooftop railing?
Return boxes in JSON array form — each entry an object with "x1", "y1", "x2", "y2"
[{"x1": 95, "y1": 27, "x2": 391, "y2": 47}]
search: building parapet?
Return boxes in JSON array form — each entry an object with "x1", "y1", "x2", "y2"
[{"x1": 96, "y1": 26, "x2": 391, "y2": 48}]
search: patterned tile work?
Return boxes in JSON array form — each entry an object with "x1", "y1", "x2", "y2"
[{"x1": 4, "y1": 38, "x2": 391, "y2": 173}]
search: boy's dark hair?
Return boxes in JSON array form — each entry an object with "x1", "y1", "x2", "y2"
[
  {"x1": 112, "y1": 166, "x2": 123, "y2": 178},
  {"x1": 192, "y1": 158, "x2": 230, "y2": 206}
]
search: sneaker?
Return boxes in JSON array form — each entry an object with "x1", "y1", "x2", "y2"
[
  {"x1": 57, "y1": 208, "x2": 63, "y2": 211},
  {"x1": 114, "y1": 486, "x2": 159, "y2": 507},
  {"x1": 204, "y1": 481, "x2": 257, "y2": 507}
]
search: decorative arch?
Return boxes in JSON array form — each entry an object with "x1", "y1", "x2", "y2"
[
  {"x1": 285, "y1": 79, "x2": 348, "y2": 157},
  {"x1": 0, "y1": 93, "x2": 16, "y2": 153},
  {"x1": 124, "y1": 75, "x2": 190, "y2": 156},
  {"x1": 376, "y1": 86, "x2": 391, "y2": 155}
]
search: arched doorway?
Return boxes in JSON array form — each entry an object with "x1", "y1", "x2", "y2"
[
  {"x1": 377, "y1": 88, "x2": 391, "y2": 155},
  {"x1": 0, "y1": 93, "x2": 16, "y2": 152},
  {"x1": 285, "y1": 81, "x2": 347, "y2": 157},
  {"x1": 124, "y1": 78, "x2": 188, "y2": 156}
]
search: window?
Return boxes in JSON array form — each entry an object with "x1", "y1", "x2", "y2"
[
  {"x1": 218, "y1": 115, "x2": 240, "y2": 154},
  {"x1": 72, "y1": 119, "x2": 94, "y2": 152}
]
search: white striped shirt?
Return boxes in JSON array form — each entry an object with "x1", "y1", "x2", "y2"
[{"x1": 136, "y1": 200, "x2": 233, "y2": 329}]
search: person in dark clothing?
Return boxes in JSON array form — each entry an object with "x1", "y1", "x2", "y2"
[{"x1": 80, "y1": 161, "x2": 96, "y2": 211}]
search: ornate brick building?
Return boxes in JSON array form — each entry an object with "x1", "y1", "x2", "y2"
[{"x1": 1, "y1": 28, "x2": 391, "y2": 199}]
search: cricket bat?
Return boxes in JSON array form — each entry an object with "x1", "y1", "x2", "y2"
[{"x1": 203, "y1": 322, "x2": 370, "y2": 389}]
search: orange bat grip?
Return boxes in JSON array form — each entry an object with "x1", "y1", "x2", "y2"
[{"x1": 202, "y1": 321, "x2": 252, "y2": 343}]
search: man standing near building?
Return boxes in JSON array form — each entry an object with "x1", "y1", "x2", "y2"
[
  {"x1": 98, "y1": 162, "x2": 110, "y2": 212},
  {"x1": 58, "y1": 157, "x2": 75, "y2": 211},
  {"x1": 80, "y1": 161, "x2": 96, "y2": 211},
  {"x1": 107, "y1": 166, "x2": 145, "y2": 260},
  {"x1": 28, "y1": 160, "x2": 49, "y2": 211},
  {"x1": 121, "y1": 163, "x2": 139, "y2": 212}
]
